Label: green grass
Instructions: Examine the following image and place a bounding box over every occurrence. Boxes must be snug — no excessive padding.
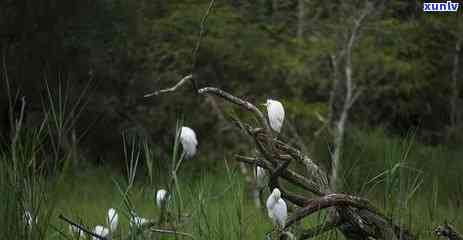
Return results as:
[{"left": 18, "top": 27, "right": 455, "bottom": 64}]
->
[{"left": 1, "top": 126, "right": 462, "bottom": 240}]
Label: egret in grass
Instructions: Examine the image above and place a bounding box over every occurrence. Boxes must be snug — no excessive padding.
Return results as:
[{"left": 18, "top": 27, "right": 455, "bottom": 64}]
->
[
  {"left": 107, "top": 208, "right": 118, "bottom": 233},
  {"left": 129, "top": 211, "right": 150, "bottom": 228},
  {"left": 266, "top": 188, "right": 287, "bottom": 231},
  {"left": 23, "top": 210, "right": 37, "bottom": 229},
  {"left": 264, "top": 99, "right": 285, "bottom": 133},
  {"left": 256, "top": 166, "right": 268, "bottom": 189},
  {"left": 156, "top": 189, "right": 168, "bottom": 208},
  {"left": 180, "top": 126, "right": 198, "bottom": 158},
  {"left": 69, "top": 225, "right": 85, "bottom": 239},
  {"left": 93, "top": 225, "right": 109, "bottom": 240}
]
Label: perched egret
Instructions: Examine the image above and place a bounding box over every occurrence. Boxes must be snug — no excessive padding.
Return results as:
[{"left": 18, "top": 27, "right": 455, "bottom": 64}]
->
[
  {"left": 93, "top": 225, "right": 109, "bottom": 240},
  {"left": 265, "top": 99, "right": 285, "bottom": 133},
  {"left": 266, "top": 188, "right": 287, "bottom": 230},
  {"left": 256, "top": 166, "right": 268, "bottom": 189},
  {"left": 69, "top": 225, "right": 85, "bottom": 239},
  {"left": 180, "top": 126, "right": 198, "bottom": 158},
  {"left": 156, "top": 189, "right": 168, "bottom": 208},
  {"left": 107, "top": 208, "right": 118, "bottom": 233}
]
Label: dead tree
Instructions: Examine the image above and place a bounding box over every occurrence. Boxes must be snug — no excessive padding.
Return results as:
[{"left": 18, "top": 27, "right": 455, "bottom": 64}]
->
[
  {"left": 328, "top": 1, "right": 374, "bottom": 191},
  {"left": 434, "top": 224, "right": 463, "bottom": 240},
  {"left": 145, "top": 76, "right": 416, "bottom": 240}
]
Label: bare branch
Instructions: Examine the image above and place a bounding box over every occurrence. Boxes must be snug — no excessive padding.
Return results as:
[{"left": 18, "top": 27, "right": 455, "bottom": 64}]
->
[
  {"left": 144, "top": 75, "right": 193, "bottom": 97},
  {"left": 235, "top": 155, "right": 323, "bottom": 196},
  {"left": 285, "top": 194, "right": 378, "bottom": 229},
  {"left": 198, "top": 87, "right": 273, "bottom": 138},
  {"left": 58, "top": 214, "right": 107, "bottom": 240}
]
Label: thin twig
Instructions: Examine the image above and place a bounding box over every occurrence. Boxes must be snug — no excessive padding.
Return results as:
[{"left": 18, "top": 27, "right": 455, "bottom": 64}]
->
[
  {"left": 191, "top": 0, "right": 216, "bottom": 71},
  {"left": 144, "top": 75, "right": 193, "bottom": 97}
]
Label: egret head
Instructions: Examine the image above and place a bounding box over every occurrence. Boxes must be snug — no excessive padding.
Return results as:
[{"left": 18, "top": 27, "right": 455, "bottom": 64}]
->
[
  {"left": 156, "top": 189, "right": 168, "bottom": 208},
  {"left": 272, "top": 188, "right": 281, "bottom": 200}
]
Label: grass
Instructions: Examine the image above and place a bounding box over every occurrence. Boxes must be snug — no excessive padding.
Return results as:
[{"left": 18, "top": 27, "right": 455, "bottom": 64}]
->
[{"left": 1, "top": 121, "right": 462, "bottom": 240}]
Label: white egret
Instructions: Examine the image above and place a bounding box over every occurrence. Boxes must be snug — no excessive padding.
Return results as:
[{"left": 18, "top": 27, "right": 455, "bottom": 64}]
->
[
  {"left": 130, "top": 215, "right": 149, "bottom": 228},
  {"left": 23, "top": 211, "right": 37, "bottom": 229},
  {"left": 265, "top": 99, "right": 285, "bottom": 133},
  {"left": 266, "top": 188, "right": 287, "bottom": 230},
  {"left": 69, "top": 225, "right": 85, "bottom": 239},
  {"left": 256, "top": 166, "right": 268, "bottom": 189},
  {"left": 180, "top": 126, "right": 198, "bottom": 158},
  {"left": 107, "top": 208, "right": 118, "bottom": 233},
  {"left": 93, "top": 225, "right": 109, "bottom": 240},
  {"left": 156, "top": 189, "right": 168, "bottom": 208}
]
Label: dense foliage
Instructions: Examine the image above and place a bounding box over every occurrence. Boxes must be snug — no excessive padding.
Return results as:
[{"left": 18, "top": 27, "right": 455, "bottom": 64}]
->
[{"left": 1, "top": 0, "right": 462, "bottom": 164}]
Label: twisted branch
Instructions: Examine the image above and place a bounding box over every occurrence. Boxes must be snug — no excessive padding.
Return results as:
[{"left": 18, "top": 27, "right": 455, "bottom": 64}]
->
[{"left": 284, "top": 194, "right": 377, "bottom": 229}]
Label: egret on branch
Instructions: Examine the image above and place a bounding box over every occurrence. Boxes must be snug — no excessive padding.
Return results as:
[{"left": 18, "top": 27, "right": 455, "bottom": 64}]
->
[
  {"left": 180, "top": 126, "right": 198, "bottom": 158},
  {"left": 266, "top": 188, "right": 287, "bottom": 230},
  {"left": 265, "top": 99, "right": 285, "bottom": 133},
  {"left": 156, "top": 189, "right": 168, "bottom": 208},
  {"left": 107, "top": 208, "right": 118, "bottom": 233}
]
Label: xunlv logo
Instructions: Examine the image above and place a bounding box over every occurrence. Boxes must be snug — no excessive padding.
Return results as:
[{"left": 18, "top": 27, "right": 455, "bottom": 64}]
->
[{"left": 423, "top": 1, "right": 459, "bottom": 12}]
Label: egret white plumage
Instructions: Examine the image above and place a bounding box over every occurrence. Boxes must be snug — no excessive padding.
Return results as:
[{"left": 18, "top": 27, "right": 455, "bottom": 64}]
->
[
  {"left": 69, "top": 225, "right": 85, "bottom": 239},
  {"left": 265, "top": 99, "right": 285, "bottom": 133},
  {"left": 23, "top": 211, "right": 37, "bottom": 229},
  {"left": 130, "top": 215, "right": 149, "bottom": 227},
  {"left": 107, "top": 208, "right": 118, "bottom": 233},
  {"left": 93, "top": 225, "right": 109, "bottom": 240},
  {"left": 180, "top": 126, "right": 198, "bottom": 158},
  {"left": 266, "top": 188, "right": 287, "bottom": 230},
  {"left": 156, "top": 189, "right": 168, "bottom": 208},
  {"left": 256, "top": 166, "right": 268, "bottom": 189}
]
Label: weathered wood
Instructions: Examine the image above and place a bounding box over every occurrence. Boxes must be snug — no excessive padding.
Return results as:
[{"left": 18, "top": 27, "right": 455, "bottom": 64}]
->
[
  {"left": 284, "top": 194, "right": 378, "bottom": 228},
  {"left": 434, "top": 224, "right": 463, "bottom": 240},
  {"left": 148, "top": 77, "right": 416, "bottom": 240}
]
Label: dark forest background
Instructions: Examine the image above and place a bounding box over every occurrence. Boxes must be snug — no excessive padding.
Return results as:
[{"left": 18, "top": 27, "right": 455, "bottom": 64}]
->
[{"left": 1, "top": 0, "right": 462, "bottom": 165}]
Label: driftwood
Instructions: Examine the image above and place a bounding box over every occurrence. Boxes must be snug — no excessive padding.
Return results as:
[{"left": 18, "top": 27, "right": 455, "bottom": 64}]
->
[{"left": 147, "top": 75, "right": 416, "bottom": 240}]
